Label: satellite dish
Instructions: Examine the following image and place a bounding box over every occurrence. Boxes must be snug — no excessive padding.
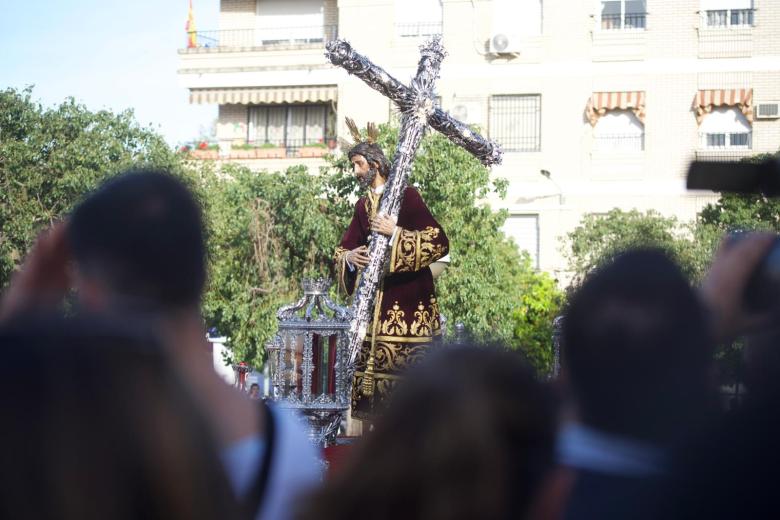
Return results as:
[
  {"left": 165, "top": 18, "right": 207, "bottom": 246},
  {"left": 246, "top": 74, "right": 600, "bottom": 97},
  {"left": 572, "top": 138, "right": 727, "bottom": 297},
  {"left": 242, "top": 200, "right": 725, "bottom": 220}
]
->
[{"left": 492, "top": 33, "right": 509, "bottom": 52}]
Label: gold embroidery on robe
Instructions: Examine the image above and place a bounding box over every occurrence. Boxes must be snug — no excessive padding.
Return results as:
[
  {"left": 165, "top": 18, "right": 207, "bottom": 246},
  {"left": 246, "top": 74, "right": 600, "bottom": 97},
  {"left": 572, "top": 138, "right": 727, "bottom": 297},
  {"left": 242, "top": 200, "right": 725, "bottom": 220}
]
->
[
  {"left": 390, "top": 226, "right": 446, "bottom": 273},
  {"left": 380, "top": 302, "right": 408, "bottom": 336},
  {"left": 410, "top": 296, "right": 442, "bottom": 337}
]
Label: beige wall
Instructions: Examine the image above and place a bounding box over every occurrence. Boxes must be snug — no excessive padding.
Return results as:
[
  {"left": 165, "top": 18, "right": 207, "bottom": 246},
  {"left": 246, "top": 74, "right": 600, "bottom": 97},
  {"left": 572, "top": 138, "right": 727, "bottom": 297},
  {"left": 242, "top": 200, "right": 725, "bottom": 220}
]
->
[{"left": 179, "top": 0, "right": 780, "bottom": 280}]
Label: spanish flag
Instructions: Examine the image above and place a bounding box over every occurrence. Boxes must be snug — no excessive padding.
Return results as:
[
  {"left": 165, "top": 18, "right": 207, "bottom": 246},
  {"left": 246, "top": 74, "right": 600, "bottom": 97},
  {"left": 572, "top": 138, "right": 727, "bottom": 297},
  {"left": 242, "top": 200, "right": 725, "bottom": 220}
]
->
[{"left": 186, "top": 0, "right": 197, "bottom": 48}]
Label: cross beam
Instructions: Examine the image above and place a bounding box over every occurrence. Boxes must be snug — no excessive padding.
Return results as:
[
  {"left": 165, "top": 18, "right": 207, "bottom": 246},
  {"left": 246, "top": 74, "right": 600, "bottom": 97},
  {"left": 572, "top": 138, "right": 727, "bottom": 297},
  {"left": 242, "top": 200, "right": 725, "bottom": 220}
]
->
[{"left": 325, "top": 37, "right": 502, "bottom": 366}]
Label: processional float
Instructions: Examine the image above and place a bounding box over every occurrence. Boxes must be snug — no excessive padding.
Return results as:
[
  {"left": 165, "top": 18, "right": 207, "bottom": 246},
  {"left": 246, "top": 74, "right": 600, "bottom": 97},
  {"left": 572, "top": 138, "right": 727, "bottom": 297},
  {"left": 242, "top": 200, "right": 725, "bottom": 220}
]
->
[{"left": 267, "top": 36, "right": 503, "bottom": 447}]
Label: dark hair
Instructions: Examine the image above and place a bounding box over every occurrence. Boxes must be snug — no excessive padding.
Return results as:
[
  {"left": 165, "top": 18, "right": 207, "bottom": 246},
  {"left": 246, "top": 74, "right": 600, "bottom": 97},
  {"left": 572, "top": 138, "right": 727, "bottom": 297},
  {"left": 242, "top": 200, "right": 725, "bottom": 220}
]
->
[
  {"left": 0, "top": 314, "right": 240, "bottom": 520},
  {"left": 69, "top": 169, "right": 206, "bottom": 309},
  {"left": 297, "top": 345, "right": 557, "bottom": 520},
  {"left": 347, "top": 142, "right": 391, "bottom": 178},
  {"left": 562, "top": 249, "right": 714, "bottom": 443}
]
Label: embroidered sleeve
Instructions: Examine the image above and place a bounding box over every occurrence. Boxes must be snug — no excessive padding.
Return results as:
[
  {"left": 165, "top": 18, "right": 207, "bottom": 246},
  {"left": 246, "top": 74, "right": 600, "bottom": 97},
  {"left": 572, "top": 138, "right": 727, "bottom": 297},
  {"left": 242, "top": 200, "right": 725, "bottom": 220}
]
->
[
  {"left": 388, "top": 188, "right": 449, "bottom": 274},
  {"left": 389, "top": 226, "right": 448, "bottom": 273}
]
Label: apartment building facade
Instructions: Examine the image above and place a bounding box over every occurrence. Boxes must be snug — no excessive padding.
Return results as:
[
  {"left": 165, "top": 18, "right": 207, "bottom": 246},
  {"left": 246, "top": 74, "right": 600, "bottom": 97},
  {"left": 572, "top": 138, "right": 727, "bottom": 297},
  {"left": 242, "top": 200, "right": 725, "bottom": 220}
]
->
[{"left": 178, "top": 0, "right": 780, "bottom": 279}]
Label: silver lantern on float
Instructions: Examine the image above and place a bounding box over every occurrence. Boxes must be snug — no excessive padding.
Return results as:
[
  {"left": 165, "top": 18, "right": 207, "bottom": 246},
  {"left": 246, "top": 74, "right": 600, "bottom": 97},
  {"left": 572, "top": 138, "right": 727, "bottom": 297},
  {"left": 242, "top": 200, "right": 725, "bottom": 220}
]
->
[{"left": 266, "top": 278, "right": 352, "bottom": 447}]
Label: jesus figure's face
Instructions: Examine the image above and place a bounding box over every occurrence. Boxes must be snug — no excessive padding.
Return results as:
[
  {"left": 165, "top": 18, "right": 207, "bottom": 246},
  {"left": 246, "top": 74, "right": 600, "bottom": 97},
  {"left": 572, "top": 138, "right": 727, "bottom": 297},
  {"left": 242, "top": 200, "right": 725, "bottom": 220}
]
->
[
  {"left": 351, "top": 154, "right": 369, "bottom": 177},
  {"left": 351, "top": 154, "right": 376, "bottom": 190}
]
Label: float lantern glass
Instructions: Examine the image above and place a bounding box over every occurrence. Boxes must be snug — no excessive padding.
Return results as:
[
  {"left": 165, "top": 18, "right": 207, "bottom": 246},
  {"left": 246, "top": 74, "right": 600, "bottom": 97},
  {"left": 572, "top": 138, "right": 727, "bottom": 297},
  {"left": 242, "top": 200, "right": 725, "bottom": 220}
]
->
[{"left": 268, "top": 278, "right": 352, "bottom": 447}]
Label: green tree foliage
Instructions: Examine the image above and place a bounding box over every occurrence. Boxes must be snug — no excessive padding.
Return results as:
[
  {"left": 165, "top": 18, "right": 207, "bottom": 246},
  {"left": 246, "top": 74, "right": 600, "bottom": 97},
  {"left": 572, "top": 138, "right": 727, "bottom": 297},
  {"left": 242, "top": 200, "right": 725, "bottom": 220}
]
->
[
  {"left": 200, "top": 164, "right": 348, "bottom": 365},
  {"left": 698, "top": 152, "right": 780, "bottom": 232},
  {"left": 564, "top": 208, "right": 716, "bottom": 286},
  {"left": 0, "top": 87, "right": 183, "bottom": 287}
]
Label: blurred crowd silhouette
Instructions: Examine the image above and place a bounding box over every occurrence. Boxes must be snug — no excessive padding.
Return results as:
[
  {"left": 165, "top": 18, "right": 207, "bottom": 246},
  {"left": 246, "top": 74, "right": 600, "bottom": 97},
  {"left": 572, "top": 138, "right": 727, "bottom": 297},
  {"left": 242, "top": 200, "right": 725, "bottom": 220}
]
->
[{"left": 2, "top": 169, "right": 778, "bottom": 519}]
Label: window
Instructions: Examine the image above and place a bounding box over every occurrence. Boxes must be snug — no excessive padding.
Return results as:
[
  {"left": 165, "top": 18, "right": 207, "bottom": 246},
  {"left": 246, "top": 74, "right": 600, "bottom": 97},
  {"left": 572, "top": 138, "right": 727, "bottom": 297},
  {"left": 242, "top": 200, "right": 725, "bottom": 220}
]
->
[
  {"left": 593, "top": 110, "right": 644, "bottom": 151},
  {"left": 699, "top": 107, "right": 752, "bottom": 150},
  {"left": 248, "top": 103, "right": 336, "bottom": 150},
  {"left": 701, "top": 0, "right": 754, "bottom": 28},
  {"left": 600, "top": 0, "right": 646, "bottom": 30},
  {"left": 503, "top": 214, "right": 540, "bottom": 269},
  {"left": 395, "top": 0, "right": 443, "bottom": 37},
  {"left": 489, "top": 95, "right": 541, "bottom": 152},
  {"left": 255, "top": 0, "right": 327, "bottom": 45}
]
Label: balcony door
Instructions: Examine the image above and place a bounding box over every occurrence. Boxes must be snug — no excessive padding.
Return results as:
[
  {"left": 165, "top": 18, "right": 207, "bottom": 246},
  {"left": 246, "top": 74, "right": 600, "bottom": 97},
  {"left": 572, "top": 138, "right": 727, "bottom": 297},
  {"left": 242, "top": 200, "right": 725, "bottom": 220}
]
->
[{"left": 255, "top": 0, "right": 325, "bottom": 45}]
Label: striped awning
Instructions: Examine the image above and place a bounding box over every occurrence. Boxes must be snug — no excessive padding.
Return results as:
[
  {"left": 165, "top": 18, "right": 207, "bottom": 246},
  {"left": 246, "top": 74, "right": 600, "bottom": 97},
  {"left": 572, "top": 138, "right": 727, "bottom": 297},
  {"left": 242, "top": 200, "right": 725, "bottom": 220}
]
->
[
  {"left": 693, "top": 89, "right": 753, "bottom": 125},
  {"left": 189, "top": 85, "right": 338, "bottom": 105},
  {"left": 586, "top": 91, "right": 646, "bottom": 127}
]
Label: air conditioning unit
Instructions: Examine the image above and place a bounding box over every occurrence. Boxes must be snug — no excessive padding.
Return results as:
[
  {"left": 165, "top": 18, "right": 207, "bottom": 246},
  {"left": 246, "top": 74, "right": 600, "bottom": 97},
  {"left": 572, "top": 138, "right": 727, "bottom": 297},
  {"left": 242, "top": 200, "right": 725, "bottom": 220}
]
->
[
  {"left": 489, "top": 32, "right": 521, "bottom": 54},
  {"left": 756, "top": 101, "right": 780, "bottom": 120}
]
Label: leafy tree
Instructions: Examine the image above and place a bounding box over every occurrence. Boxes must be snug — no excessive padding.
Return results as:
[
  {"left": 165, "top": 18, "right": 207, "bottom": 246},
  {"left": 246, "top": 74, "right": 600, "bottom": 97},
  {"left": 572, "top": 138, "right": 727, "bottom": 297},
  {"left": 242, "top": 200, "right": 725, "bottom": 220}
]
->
[
  {"left": 511, "top": 266, "right": 565, "bottom": 372},
  {"left": 200, "top": 164, "right": 348, "bottom": 365},
  {"left": 564, "top": 208, "right": 714, "bottom": 286},
  {"left": 698, "top": 152, "right": 780, "bottom": 232},
  {"left": 0, "top": 87, "right": 184, "bottom": 288}
]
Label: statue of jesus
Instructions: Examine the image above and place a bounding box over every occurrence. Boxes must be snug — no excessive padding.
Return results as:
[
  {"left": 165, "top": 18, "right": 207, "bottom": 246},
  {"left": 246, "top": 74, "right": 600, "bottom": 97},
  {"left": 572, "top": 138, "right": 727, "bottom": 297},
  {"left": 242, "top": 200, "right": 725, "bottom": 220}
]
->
[{"left": 334, "top": 119, "right": 449, "bottom": 421}]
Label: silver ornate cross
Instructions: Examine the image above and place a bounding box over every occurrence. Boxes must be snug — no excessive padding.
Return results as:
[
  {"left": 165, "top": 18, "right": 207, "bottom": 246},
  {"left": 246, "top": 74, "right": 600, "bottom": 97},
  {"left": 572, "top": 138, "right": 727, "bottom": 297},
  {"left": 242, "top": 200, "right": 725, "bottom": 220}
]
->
[{"left": 325, "top": 37, "right": 502, "bottom": 366}]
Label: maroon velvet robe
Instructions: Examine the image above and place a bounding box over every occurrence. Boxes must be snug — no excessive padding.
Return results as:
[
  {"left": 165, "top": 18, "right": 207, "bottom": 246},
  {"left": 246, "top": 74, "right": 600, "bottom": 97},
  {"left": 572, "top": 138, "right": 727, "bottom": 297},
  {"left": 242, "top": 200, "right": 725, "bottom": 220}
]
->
[{"left": 334, "top": 186, "right": 449, "bottom": 420}]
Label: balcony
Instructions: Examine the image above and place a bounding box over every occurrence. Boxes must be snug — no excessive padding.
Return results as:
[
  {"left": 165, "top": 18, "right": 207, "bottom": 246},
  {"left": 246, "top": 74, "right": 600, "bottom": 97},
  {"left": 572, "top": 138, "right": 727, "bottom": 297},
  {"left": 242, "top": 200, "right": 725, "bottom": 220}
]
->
[
  {"left": 250, "top": 137, "right": 337, "bottom": 159},
  {"left": 703, "top": 9, "right": 754, "bottom": 29},
  {"left": 697, "top": 9, "right": 754, "bottom": 58},
  {"left": 184, "top": 24, "right": 338, "bottom": 51},
  {"left": 395, "top": 22, "right": 443, "bottom": 38},
  {"left": 186, "top": 138, "right": 337, "bottom": 161},
  {"left": 593, "top": 133, "right": 645, "bottom": 152},
  {"left": 695, "top": 132, "right": 753, "bottom": 162}
]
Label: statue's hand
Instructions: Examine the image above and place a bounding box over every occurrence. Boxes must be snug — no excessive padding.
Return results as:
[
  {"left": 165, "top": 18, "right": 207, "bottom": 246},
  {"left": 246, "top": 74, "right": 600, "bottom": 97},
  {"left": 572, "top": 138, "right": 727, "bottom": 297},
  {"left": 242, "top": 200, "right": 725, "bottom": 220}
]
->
[
  {"left": 347, "top": 245, "right": 370, "bottom": 268},
  {"left": 370, "top": 214, "right": 396, "bottom": 237}
]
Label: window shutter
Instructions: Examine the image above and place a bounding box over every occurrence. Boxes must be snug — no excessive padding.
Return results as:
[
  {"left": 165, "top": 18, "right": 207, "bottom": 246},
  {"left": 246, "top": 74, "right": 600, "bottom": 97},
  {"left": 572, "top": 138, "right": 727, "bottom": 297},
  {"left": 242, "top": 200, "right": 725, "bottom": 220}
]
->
[{"left": 503, "top": 215, "right": 540, "bottom": 269}]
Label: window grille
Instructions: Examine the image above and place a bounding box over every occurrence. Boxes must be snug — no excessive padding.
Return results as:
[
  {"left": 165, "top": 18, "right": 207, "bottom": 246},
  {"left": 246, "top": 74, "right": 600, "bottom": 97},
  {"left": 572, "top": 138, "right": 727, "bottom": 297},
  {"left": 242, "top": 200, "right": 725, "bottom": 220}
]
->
[
  {"left": 503, "top": 214, "right": 540, "bottom": 269},
  {"left": 489, "top": 95, "right": 541, "bottom": 152},
  {"left": 248, "top": 103, "right": 336, "bottom": 152}
]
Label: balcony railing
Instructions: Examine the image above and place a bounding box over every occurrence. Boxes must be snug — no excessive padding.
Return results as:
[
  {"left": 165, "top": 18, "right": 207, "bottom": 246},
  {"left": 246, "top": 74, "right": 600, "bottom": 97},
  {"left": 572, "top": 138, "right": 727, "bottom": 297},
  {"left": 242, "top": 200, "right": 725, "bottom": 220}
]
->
[
  {"left": 593, "top": 133, "right": 645, "bottom": 152},
  {"left": 601, "top": 12, "right": 647, "bottom": 30},
  {"left": 247, "top": 137, "right": 337, "bottom": 158},
  {"left": 187, "top": 25, "right": 338, "bottom": 49},
  {"left": 395, "top": 22, "right": 443, "bottom": 38}
]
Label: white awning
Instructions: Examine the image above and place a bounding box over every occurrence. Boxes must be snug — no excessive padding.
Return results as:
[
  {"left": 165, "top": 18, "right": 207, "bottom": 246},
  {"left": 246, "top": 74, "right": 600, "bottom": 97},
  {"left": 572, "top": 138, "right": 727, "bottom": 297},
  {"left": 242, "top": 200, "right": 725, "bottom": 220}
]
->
[{"left": 189, "top": 85, "right": 338, "bottom": 105}]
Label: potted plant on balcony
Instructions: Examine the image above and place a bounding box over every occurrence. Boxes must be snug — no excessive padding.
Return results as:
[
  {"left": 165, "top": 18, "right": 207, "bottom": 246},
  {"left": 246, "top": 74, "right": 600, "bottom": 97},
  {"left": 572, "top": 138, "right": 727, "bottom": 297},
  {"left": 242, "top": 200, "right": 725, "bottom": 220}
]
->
[
  {"left": 191, "top": 141, "right": 219, "bottom": 160},
  {"left": 230, "top": 142, "right": 255, "bottom": 159},
  {"left": 298, "top": 140, "right": 329, "bottom": 158},
  {"left": 254, "top": 142, "right": 286, "bottom": 159}
]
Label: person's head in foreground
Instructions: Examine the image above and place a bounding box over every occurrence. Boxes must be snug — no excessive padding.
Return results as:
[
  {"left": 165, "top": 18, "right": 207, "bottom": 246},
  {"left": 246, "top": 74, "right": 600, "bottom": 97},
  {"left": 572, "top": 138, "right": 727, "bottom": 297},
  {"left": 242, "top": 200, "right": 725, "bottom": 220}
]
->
[
  {"left": 562, "top": 248, "right": 715, "bottom": 444},
  {"left": 68, "top": 169, "right": 206, "bottom": 315},
  {"left": 297, "top": 345, "right": 557, "bottom": 520},
  {"left": 0, "top": 314, "right": 240, "bottom": 520}
]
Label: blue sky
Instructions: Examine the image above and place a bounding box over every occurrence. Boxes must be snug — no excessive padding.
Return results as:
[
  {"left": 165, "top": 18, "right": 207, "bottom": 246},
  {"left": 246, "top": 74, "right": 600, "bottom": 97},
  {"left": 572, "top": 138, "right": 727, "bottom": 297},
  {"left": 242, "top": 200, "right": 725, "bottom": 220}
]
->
[{"left": 1, "top": 0, "right": 220, "bottom": 146}]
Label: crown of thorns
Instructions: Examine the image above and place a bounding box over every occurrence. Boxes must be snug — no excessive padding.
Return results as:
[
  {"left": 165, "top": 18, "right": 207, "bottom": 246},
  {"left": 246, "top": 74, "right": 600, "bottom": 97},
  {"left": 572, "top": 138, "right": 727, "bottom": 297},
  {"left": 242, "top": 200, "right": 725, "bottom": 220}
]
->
[{"left": 345, "top": 117, "right": 379, "bottom": 145}]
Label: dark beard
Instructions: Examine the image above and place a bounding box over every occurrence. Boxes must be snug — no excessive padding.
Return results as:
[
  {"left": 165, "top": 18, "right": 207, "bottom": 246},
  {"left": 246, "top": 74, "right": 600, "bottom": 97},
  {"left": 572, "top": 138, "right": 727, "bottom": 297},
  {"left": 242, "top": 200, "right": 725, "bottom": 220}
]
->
[{"left": 359, "top": 167, "right": 378, "bottom": 191}]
